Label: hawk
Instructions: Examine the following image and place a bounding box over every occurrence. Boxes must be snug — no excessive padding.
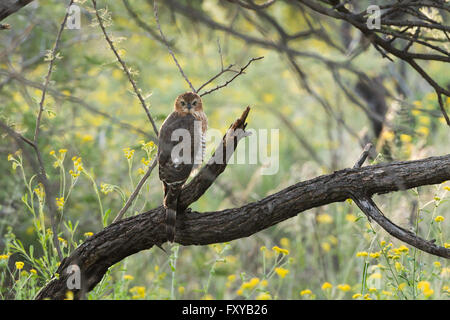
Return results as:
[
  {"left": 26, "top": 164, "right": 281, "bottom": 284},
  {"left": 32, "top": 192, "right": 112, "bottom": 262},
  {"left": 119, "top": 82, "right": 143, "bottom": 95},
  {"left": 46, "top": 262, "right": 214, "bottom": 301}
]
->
[{"left": 158, "top": 92, "right": 207, "bottom": 242}]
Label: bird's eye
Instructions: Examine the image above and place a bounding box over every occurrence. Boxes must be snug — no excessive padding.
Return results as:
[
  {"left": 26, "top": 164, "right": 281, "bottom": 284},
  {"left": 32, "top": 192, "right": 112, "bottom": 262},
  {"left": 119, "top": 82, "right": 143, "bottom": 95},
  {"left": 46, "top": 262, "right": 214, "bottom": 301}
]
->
[
  {"left": 192, "top": 101, "right": 197, "bottom": 106},
  {"left": 180, "top": 101, "right": 185, "bottom": 106}
]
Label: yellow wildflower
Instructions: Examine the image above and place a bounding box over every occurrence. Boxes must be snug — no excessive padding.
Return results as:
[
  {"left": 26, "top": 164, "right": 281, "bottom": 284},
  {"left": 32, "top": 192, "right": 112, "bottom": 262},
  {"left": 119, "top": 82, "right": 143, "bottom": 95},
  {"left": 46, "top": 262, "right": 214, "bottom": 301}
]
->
[
  {"left": 256, "top": 292, "right": 271, "bottom": 300},
  {"left": 123, "top": 275, "right": 134, "bottom": 281},
  {"left": 65, "top": 291, "right": 74, "bottom": 300},
  {"left": 280, "top": 237, "right": 290, "bottom": 248},
  {"left": 202, "top": 294, "right": 213, "bottom": 300},
  {"left": 433, "top": 261, "right": 441, "bottom": 268},
  {"left": 300, "top": 289, "right": 312, "bottom": 296},
  {"left": 418, "top": 281, "right": 430, "bottom": 291},
  {"left": 55, "top": 197, "right": 65, "bottom": 210},
  {"left": 417, "top": 126, "right": 429, "bottom": 136},
  {"left": 241, "top": 278, "right": 260, "bottom": 290},
  {"left": 321, "top": 282, "right": 333, "bottom": 290},
  {"left": 382, "top": 290, "right": 392, "bottom": 296},
  {"left": 130, "top": 286, "right": 146, "bottom": 299},
  {"left": 123, "top": 147, "right": 135, "bottom": 160},
  {"left": 337, "top": 284, "right": 351, "bottom": 292},
  {"left": 345, "top": 214, "right": 357, "bottom": 222},
  {"left": 272, "top": 246, "right": 289, "bottom": 255},
  {"left": 260, "top": 280, "right": 268, "bottom": 287},
  {"left": 440, "top": 268, "right": 450, "bottom": 277},
  {"left": 369, "top": 273, "right": 382, "bottom": 280},
  {"left": 400, "top": 134, "right": 412, "bottom": 143},
  {"left": 356, "top": 251, "right": 368, "bottom": 257},
  {"left": 84, "top": 232, "right": 94, "bottom": 237},
  {"left": 423, "top": 289, "right": 434, "bottom": 297},
  {"left": 395, "top": 262, "right": 404, "bottom": 272},
  {"left": 352, "top": 293, "right": 362, "bottom": 299},
  {"left": 15, "top": 261, "right": 24, "bottom": 270},
  {"left": 178, "top": 286, "right": 185, "bottom": 295},
  {"left": 370, "top": 252, "right": 381, "bottom": 259},
  {"left": 321, "top": 242, "right": 331, "bottom": 252},
  {"left": 317, "top": 213, "right": 333, "bottom": 224},
  {"left": 227, "top": 275, "right": 236, "bottom": 282},
  {"left": 236, "top": 289, "right": 244, "bottom": 296},
  {"left": 434, "top": 216, "right": 445, "bottom": 222},
  {"left": 274, "top": 267, "right": 289, "bottom": 279}
]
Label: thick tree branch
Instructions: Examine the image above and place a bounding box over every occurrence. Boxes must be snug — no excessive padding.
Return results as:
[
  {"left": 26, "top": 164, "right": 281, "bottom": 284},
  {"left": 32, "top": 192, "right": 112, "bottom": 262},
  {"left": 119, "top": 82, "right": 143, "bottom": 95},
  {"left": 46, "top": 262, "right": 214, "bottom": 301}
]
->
[
  {"left": 36, "top": 149, "right": 450, "bottom": 299},
  {"left": 0, "top": 0, "right": 35, "bottom": 22}
]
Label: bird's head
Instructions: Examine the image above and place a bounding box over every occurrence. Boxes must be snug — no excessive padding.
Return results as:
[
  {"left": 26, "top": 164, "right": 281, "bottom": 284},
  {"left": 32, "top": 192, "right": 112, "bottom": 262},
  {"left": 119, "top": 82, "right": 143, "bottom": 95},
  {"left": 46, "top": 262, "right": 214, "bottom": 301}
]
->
[{"left": 174, "top": 92, "right": 203, "bottom": 115}]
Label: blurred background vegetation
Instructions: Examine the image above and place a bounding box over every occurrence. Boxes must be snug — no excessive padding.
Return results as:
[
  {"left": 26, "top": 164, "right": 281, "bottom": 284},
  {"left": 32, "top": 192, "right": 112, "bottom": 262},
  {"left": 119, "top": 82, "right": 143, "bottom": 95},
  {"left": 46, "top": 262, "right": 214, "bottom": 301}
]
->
[{"left": 0, "top": 0, "right": 449, "bottom": 300}]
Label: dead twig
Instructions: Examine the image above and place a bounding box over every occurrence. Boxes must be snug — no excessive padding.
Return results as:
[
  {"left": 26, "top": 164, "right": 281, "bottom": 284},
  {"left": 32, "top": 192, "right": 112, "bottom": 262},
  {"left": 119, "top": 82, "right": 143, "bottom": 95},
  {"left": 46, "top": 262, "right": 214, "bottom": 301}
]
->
[
  {"left": 198, "top": 56, "right": 264, "bottom": 97},
  {"left": 92, "top": 0, "right": 159, "bottom": 136},
  {"left": 152, "top": 0, "right": 196, "bottom": 93}
]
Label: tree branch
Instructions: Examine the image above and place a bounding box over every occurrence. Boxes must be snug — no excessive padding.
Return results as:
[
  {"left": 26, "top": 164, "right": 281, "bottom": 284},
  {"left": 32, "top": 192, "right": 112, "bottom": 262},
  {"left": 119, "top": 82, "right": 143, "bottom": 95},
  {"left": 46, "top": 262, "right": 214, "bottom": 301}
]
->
[
  {"left": 0, "top": 0, "right": 35, "bottom": 21},
  {"left": 36, "top": 148, "right": 450, "bottom": 299},
  {"left": 92, "top": 0, "right": 159, "bottom": 136}
]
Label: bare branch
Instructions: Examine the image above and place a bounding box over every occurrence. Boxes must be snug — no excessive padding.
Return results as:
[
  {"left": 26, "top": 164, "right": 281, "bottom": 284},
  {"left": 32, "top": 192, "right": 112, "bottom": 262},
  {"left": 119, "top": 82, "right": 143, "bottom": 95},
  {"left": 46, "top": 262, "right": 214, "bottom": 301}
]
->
[
  {"left": 353, "top": 195, "right": 449, "bottom": 259},
  {"left": 198, "top": 56, "right": 264, "bottom": 97},
  {"left": 92, "top": 0, "right": 159, "bottom": 136},
  {"left": 353, "top": 143, "right": 373, "bottom": 169},
  {"left": 152, "top": 0, "right": 196, "bottom": 93},
  {"left": 34, "top": 0, "right": 74, "bottom": 143}
]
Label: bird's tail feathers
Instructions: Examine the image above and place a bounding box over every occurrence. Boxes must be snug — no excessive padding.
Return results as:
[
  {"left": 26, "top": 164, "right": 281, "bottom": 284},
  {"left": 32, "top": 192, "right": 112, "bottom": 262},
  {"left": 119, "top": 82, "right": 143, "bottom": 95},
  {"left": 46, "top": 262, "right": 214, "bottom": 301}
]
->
[{"left": 165, "top": 208, "right": 176, "bottom": 242}]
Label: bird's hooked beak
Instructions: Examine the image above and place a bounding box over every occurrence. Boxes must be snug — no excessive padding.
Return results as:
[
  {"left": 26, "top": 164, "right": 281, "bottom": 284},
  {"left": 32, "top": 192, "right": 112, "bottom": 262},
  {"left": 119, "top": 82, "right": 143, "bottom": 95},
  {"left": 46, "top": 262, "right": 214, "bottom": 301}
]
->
[{"left": 187, "top": 103, "right": 193, "bottom": 110}]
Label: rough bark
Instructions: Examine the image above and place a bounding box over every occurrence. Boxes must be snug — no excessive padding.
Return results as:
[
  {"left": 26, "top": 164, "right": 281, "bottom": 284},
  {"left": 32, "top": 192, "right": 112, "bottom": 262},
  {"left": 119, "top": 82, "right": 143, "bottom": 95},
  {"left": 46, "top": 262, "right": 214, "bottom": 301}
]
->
[
  {"left": 35, "top": 151, "right": 450, "bottom": 299},
  {"left": 0, "top": 0, "right": 35, "bottom": 21}
]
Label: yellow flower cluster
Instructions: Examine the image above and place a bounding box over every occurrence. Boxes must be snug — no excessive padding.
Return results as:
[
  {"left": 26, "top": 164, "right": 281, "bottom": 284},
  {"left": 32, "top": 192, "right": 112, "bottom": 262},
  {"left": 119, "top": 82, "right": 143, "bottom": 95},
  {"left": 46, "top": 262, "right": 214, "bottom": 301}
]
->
[
  {"left": 226, "top": 274, "right": 236, "bottom": 288},
  {"left": 272, "top": 246, "right": 289, "bottom": 255},
  {"left": 337, "top": 284, "right": 351, "bottom": 292},
  {"left": 55, "top": 197, "right": 65, "bottom": 210},
  {"left": 123, "top": 274, "right": 134, "bottom": 280},
  {"left": 300, "top": 289, "right": 312, "bottom": 296},
  {"left": 84, "top": 232, "right": 94, "bottom": 237},
  {"left": 130, "top": 286, "right": 146, "bottom": 299},
  {"left": 434, "top": 216, "right": 445, "bottom": 223},
  {"left": 15, "top": 261, "right": 24, "bottom": 270},
  {"left": 70, "top": 156, "right": 83, "bottom": 178},
  {"left": 256, "top": 292, "right": 271, "bottom": 300},
  {"left": 356, "top": 251, "right": 368, "bottom": 257},
  {"left": 0, "top": 254, "right": 10, "bottom": 260},
  {"left": 321, "top": 282, "right": 333, "bottom": 290},
  {"left": 139, "top": 140, "right": 156, "bottom": 153},
  {"left": 274, "top": 267, "right": 289, "bottom": 279},
  {"left": 58, "top": 237, "right": 68, "bottom": 246},
  {"left": 316, "top": 213, "right": 333, "bottom": 224},
  {"left": 34, "top": 183, "right": 45, "bottom": 199},
  {"left": 417, "top": 281, "right": 434, "bottom": 297},
  {"left": 123, "top": 147, "right": 135, "bottom": 160},
  {"left": 100, "top": 183, "right": 114, "bottom": 195},
  {"left": 241, "top": 277, "right": 260, "bottom": 289},
  {"left": 141, "top": 157, "right": 150, "bottom": 166}
]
